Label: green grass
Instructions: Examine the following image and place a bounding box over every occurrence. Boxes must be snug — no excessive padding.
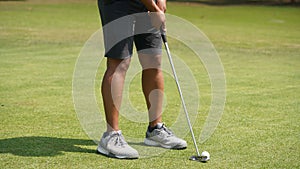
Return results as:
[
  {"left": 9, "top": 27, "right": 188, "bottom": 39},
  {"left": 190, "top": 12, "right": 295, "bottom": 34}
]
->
[{"left": 1, "top": 0, "right": 300, "bottom": 168}]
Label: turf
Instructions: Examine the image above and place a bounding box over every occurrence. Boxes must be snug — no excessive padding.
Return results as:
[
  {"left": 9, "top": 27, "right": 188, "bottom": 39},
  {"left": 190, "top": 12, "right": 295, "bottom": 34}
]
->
[{"left": 1, "top": 0, "right": 299, "bottom": 168}]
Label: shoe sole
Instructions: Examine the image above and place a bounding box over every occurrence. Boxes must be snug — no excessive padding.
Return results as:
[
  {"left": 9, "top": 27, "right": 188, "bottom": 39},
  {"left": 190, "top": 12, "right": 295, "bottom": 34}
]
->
[
  {"left": 96, "top": 145, "right": 139, "bottom": 159},
  {"left": 144, "top": 138, "right": 187, "bottom": 150}
]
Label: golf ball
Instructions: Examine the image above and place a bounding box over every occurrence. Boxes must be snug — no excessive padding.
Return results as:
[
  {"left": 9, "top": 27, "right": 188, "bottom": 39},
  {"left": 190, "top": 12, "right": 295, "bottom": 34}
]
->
[{"left": 200, "top": 151, "right": 210, "bottom": 162}]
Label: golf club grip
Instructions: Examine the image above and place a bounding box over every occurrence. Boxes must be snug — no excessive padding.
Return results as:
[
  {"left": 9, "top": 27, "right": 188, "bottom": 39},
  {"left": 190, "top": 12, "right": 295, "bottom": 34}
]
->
[{"left": 161, "top": 32, "right": 167, "bottom": 43}]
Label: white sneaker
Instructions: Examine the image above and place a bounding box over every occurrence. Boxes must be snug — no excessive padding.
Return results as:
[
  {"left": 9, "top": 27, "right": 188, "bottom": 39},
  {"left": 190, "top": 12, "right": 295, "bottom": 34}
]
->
[
  {"left": 97, "top": 130, "right": 139, "bottom": 159},
  {"left": 144, "top": 123, "right": 187, "bottom": 149}
]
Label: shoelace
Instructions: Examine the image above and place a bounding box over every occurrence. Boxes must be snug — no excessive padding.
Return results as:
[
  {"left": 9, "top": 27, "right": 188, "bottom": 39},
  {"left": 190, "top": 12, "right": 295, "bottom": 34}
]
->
[
  {"left": 112, "top": 132, "right": 127, "bottom": 146},
  {"left": 160, "top": 124, "right": 174, "bottom": 136}
]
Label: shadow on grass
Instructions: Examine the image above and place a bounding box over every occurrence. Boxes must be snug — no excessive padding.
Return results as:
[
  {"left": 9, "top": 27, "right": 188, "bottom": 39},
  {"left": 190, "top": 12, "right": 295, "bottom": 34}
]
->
[{"left": 0, "top": 136, "right": 96, "bottom": 157}]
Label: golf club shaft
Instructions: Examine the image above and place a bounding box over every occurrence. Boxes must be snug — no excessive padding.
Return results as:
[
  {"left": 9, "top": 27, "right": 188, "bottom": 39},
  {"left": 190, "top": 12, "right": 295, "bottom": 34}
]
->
[{"left": 161, "top": 33, "right": 200, "bottom": 157}]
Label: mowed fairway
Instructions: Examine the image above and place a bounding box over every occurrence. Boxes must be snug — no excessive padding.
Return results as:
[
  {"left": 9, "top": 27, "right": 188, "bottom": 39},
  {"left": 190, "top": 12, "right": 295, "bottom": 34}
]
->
[{"left": 1, "top": 0, "right": 299, "bottom": 168}]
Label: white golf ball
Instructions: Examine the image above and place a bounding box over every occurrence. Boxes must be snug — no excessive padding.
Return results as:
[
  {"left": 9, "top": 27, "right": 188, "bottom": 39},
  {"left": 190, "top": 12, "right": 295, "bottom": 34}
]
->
[{"left": 200, "top": 151, "right": 210, "bottom": 162}]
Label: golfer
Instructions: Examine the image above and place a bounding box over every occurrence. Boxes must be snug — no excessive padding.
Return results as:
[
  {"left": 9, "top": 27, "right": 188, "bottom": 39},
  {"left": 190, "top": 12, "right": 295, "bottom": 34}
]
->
[{"left": 97, "top": 0, "right": 187, "bottom": 159}]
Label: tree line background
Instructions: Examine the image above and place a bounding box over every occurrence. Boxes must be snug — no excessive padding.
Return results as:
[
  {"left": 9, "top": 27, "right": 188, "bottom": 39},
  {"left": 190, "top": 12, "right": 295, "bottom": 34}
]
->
[{"left": 169, "top": 0, "right": 300, "bottom": 5}]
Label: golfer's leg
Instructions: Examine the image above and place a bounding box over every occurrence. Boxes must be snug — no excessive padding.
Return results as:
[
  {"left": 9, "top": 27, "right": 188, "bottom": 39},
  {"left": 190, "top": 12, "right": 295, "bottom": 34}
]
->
[
  {"left": 101, "top": 58, "right": 131, "bottom": 132},
  {"left": 138, "top": 53, "right": 164, "bottom": 127}
]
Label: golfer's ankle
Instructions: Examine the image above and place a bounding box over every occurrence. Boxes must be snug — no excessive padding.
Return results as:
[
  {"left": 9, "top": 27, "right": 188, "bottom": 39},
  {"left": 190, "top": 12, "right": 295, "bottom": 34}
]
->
[
  {"left": 148, "top": 122, "right": 163, "bottom": 132},
  {"left": 106, "top": 125, "right": 119, "bottom": 132}
]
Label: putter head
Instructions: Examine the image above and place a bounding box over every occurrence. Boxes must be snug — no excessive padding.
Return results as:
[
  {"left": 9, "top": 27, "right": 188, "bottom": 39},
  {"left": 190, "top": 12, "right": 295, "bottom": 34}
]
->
[
  {"left": 189, "top": 155, "right": 210, "bottom": 163},
  {"left": 189, "top": 155, "right": 201, "bottom": 162}
]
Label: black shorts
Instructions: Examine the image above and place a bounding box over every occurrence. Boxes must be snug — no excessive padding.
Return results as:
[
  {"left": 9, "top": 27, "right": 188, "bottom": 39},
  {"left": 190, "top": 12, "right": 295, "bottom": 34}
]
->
[{"left": 98, "top": 0, "right": 162, "bottom": 59}]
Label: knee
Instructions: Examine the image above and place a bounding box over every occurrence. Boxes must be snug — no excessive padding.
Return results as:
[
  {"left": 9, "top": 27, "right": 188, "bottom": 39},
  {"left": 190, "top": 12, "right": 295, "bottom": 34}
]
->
[
  {"left": 106, "top": 58, "right": 131, "bottom": 75},
  {"left": 138, "top": 54, "right": 162, "bottom": 70}
]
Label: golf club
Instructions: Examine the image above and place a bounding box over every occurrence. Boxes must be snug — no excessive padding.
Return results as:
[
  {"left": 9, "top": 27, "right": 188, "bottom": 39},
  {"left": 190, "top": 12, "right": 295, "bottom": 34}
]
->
[{"left": 161, "top": 31, "right": 209, "bottom": 162}]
